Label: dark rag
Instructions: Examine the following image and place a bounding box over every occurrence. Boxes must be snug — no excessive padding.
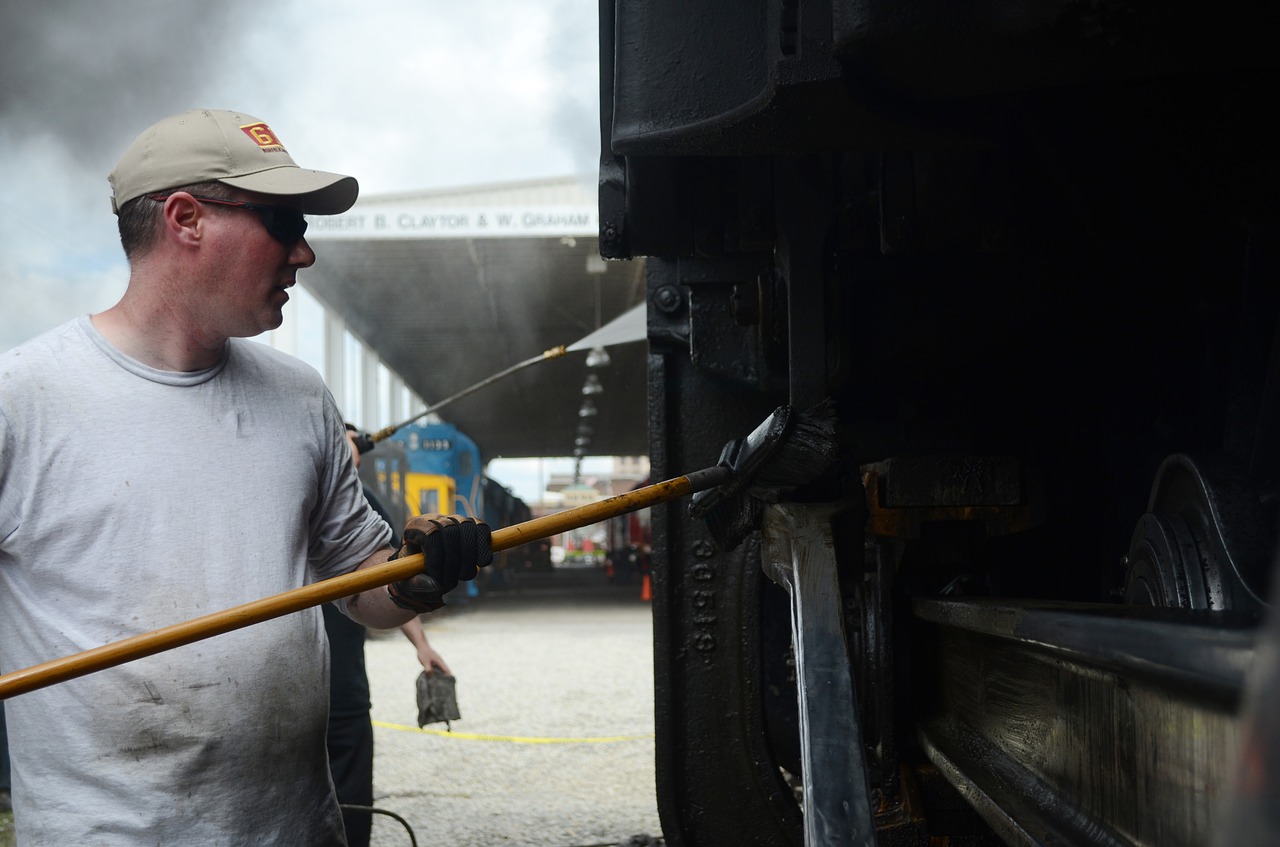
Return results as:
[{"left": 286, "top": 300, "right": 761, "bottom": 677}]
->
[{"left": 416, "top": 671, "right": 461, "bottom": 730}]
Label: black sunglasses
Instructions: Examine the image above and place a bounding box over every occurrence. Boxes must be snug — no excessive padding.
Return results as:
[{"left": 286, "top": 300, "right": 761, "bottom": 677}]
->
[{"left": 148, "top": 193, "right": 308, "bottom": 245}]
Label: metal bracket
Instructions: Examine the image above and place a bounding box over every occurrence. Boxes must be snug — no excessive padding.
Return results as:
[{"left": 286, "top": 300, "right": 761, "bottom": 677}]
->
[{"left": 763, "top": 502, "right": 877, "bottom": 847}]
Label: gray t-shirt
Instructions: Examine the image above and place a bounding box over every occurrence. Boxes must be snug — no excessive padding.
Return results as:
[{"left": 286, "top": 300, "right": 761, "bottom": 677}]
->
[{"left": 0, "top": 316, "right": 392, "bottom": 845}]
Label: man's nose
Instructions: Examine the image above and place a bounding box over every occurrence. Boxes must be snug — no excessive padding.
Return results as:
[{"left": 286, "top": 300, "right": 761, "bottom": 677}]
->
[{"left": 290, "top": 237, "right": 317, "bottom": 268}]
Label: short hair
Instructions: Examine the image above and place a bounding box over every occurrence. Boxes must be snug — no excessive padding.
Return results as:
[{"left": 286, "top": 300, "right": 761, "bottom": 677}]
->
[{"left": 116, "top": 180, "right": 237, "bottom": 261}]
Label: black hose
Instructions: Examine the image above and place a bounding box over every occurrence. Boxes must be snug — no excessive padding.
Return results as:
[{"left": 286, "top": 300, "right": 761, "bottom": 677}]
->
[
  {"left": 338, "top": 803, "right": 665, "bottom": 847},
  {"left": 338, "top": 804, "right": 418, "bottom": 847}
]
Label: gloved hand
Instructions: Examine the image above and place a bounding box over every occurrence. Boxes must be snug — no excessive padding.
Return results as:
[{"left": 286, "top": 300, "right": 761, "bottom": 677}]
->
[{"left": 388, "top": 514, "right": 493, "bottom": 613}]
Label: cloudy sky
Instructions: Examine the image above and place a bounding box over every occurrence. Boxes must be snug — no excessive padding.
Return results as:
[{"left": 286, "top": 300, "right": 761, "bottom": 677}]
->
[{"left": 0, "top": 0, "right": 604, "bottom": 500}]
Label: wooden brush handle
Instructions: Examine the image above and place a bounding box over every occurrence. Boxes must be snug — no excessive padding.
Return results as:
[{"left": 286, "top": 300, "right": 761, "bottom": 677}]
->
[{"left": 0, "top": 466, "right": 729, "bottom": 700}]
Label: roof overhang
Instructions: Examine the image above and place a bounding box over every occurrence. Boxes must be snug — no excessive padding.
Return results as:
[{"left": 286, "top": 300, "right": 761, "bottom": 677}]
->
[{"left": 301, "top": 228, "right": 649, "bottom": 461}]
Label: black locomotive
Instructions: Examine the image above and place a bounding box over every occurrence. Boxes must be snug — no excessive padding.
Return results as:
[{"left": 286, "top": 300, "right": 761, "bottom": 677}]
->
[{"left": 600, "top": 1, "right": 1280, "bottom": 843}]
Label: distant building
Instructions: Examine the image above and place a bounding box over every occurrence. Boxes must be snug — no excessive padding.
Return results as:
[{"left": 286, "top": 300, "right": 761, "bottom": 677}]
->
[
  {"left": 535, "top": 456, "right": 651, "bottom": 552},
  {"left": 546, "top": 456, "right": 651, "bottom": 500}
]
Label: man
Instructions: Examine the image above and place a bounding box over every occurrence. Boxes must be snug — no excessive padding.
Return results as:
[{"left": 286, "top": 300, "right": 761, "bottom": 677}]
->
[
  {"left": 327, "top": 427, "right": 452, "bottom": 847},
  {"left": 0, "top": 109, "right": 489, "bottom": 845}
]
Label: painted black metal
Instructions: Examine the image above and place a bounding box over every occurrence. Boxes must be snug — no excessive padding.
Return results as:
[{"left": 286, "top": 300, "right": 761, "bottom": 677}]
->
[
  {"left": 604, "top": 0, "right": 1280, "bottom": 844},
  {"left": 854, "top": 535, "right": 898, "bottom": 797},
  {"left": 914, "top": 599, "right": 1255, "bottom": 846},
  {"left": 682, "top": 256, "right": 779, "bottom": 389},
  {"left": 647, "top": 259, "right": 803, "bottom": 846},
  {"left": 762, "top": 503, "right": 878, "bottom": 846}
]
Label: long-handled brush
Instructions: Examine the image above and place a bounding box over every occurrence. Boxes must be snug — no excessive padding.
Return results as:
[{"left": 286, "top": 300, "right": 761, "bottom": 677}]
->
[
  {"left": 689, "top": 399, "right": 837, "bottom": 551},
  {"left": 0, "top": 401, "right": 836, "bottom": 701}
]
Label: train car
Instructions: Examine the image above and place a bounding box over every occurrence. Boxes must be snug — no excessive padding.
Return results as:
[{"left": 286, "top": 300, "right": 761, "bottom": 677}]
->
[
  {"left": 402, "top": 473, "right": 456, "bottom": 518},
  {"left": 358, "top": 437, "right": 410, "bottom": 533},
  {"left": 386, "top": 421, "right": 483, "bottom": 517},
  {"left": 601, "top": 2, "right": 1279, "bottom": 845},
  {"left": 386, "top": 421, "right": 548, "bottom": 585},
  {"left": 358, "top": 435, "right": 453, "bottom": 536},
  {"left": 481, "top": 476, "right": 552, "bottom": 577}
]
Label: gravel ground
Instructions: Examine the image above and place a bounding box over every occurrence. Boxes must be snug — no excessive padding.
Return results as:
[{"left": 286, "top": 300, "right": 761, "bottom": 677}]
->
[{"left": 362, "top": 573, "right": 664, "bottom": 847}]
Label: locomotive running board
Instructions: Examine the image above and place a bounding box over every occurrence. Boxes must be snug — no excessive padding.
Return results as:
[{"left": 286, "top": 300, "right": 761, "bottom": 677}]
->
[{"left": 912, "top": 598, "right": 1255, "bottom": 846}]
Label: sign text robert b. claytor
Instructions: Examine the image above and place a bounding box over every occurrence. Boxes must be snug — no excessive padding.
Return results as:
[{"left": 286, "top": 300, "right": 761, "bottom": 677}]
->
[{"left": 306, "top": 204, "right": 597, "bottom": 239}]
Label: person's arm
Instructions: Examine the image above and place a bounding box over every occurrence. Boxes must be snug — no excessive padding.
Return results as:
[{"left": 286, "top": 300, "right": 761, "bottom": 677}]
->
[
  {"left": 345, "top": 514, "right": 493, "bottom": 629},
  {"left": 344, "top": 546, "right": 418, "bottom": 629},
  {"left": 400, "top": 617, "right": 452, "bottom": 675}
]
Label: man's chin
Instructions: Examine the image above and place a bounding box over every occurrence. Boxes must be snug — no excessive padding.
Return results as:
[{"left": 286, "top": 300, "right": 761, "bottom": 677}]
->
[{"left": 242, "top": 308, "right": 286, "bottom": 338}]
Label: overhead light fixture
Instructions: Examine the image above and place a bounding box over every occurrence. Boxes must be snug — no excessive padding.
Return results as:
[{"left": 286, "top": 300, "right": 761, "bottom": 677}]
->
[
  {"left": 579, "top": 399, "right": 598, "bottom": 418},
  {"left": 575, "top": 435, "right": 590, "bottom": 447},
  {"left": 573, "top": 446, "right": 587, "bottom": 458},
  {"left": 581, "top": 373, "right": 603, "bottom": 395},
  {"left": 585, "top": 347, "right": 611, "bottom": 369},
  {"left": 576, "top": 423, "right": 594, "bottom": 436}
]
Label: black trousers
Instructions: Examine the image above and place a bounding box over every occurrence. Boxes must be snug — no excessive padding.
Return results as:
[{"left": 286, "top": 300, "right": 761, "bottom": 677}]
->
[
  {"left": 327, "top": 712, "right": 375, "bottom": 847},
  {"left": 0, "top": 700, "right": 10, "bottom": 792}
]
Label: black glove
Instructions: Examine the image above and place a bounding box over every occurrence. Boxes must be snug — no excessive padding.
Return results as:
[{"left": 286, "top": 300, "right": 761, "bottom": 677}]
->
[{"left": 388, "top": 514, "right": 493, "bottom": 613}]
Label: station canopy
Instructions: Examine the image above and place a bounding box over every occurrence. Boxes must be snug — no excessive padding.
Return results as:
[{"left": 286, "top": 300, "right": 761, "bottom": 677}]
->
[{"left": 302, "top": 176, "right": 648, "bottom": 462}]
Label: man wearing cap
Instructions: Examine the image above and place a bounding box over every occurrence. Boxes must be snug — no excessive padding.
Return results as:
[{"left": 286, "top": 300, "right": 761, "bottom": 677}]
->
[{"left": 0, "top": 109, "right": 489, "bottom": 845}]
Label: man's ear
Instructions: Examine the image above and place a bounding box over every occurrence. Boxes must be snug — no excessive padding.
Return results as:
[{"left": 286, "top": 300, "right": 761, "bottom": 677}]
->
[{"left": 160, "top": 192, "right": 205, "bottom": 248}]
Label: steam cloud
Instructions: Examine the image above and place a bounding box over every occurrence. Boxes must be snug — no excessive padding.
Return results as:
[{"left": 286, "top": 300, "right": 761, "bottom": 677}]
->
[
  {"left": 0, "top": 1, "right": 603, "bottom": 354},
  {"left": 0, "top": 1, "right": 252, "bottom": 167}
]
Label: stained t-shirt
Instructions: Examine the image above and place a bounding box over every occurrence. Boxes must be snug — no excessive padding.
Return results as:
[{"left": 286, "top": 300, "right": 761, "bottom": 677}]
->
[
  {"left": 325, "top": 485, "right": 402, "bottom": 720},
  {"left": 0, "top": 316, "right": 391, "bottom": 845}
]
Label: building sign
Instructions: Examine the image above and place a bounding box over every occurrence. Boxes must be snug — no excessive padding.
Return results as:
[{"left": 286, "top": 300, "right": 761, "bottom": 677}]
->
[
  {"left": 561, "top": 484, "right": 602, "bottom": 507},
  {"left": 306, "top": 204, "right": 597, "bottom": 239}
]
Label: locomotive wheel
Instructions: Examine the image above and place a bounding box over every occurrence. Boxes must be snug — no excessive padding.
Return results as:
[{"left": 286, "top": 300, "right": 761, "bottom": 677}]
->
[
  {"left": 1122, "top": 454, "right": 1271, "bottom": 612},
  {"left": 1124, "top": 512, "right": 1213, "bottom": 607}
]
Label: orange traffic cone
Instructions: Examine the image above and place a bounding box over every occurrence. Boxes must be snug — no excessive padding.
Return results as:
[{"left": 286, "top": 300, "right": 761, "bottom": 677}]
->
[{"left": 640, "top": 573, "right": 652, "bottom": 602}]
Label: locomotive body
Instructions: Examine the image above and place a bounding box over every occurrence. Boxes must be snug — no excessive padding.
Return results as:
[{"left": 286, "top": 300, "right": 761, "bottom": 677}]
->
[
  {"left": 599, "top": 0, "right": 1280, "bottom": 843},
  {"left": 388, "top": 421, "right": 483, "bottom": 517}
]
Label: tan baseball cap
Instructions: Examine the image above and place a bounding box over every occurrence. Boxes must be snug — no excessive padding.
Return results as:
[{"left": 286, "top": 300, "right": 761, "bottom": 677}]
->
[{"left": 108, "top": 109, "right": 359, "bottom": 215}]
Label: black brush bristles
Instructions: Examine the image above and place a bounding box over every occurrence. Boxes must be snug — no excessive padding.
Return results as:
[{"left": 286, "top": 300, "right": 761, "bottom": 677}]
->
[
  {"left": 688, "top": 400, "right": 839, "bottom": 550},
  {"left": 745, "top": 398, "right": 837, "bottom": 502},
  {"left": 700, "top": 496, "right": 764, "bottom": 554}
]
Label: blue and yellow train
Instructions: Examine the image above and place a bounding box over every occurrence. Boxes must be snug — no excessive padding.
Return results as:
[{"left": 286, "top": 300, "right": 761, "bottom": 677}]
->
[
  {"left": 359, "top": 421, "right": 551, "bottom": 588},
  {"left": 391, "top": 422, "right": 479, "bottom": 518}
]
